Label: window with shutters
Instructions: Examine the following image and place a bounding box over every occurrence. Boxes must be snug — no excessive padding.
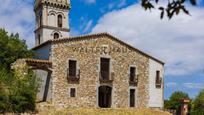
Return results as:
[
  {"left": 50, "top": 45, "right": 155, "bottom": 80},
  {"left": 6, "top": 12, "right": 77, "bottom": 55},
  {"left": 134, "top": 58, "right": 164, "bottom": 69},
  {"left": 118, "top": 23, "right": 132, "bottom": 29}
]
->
[{"left": 70, "top": 88, "right": 76, "bottom": 97}]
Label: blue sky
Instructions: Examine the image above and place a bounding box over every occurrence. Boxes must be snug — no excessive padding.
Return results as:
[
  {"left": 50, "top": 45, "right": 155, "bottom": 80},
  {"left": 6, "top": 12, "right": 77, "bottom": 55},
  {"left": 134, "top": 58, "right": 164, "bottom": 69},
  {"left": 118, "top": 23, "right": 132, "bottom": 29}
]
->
[{"left": 0, "top": 0, "right": 204, "bottom": 99}]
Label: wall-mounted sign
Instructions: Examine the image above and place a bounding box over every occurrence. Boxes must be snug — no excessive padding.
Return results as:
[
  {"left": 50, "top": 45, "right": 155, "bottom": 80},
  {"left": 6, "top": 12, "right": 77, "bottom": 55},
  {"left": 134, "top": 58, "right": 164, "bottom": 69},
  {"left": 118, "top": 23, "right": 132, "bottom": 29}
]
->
[{"left": 71, "top": 45, "right": 132, "bottom": 54}]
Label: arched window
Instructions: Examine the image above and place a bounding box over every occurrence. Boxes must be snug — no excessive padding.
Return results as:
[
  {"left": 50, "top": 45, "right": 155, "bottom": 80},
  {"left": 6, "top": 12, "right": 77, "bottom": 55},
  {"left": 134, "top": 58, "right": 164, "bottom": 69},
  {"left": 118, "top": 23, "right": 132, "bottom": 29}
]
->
[
  {"left": 49, "top": 13, "right": 55, "bottom": 27},
  {"left": 38, "top": 34, "right": 41, "bottom": 45},
  {"left": 39, "top": 14, "right": 42, "bottom": 26},
  {"left": 58, "top": 15, "right": 63, "bottom": 27},
  {"left": 54, "top": 33, "right": 59, "bottom": 39}
]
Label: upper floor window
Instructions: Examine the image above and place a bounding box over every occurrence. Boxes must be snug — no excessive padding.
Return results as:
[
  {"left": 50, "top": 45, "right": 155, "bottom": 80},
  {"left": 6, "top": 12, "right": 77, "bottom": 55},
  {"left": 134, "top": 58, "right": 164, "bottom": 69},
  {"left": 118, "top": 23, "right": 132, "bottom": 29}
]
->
[
  {"left": 38, "top": 34, "right": 41, "bottom": 45},
  {"left": 156, "top": 71, "right": 160, "bottom": 83},
  {"left": 69, "top": 60, "right": 77, "bottom": 77},
  {"left": 54, "top": 33, "right": 59, "bottom": 39},
  {"left": 156, "top": 70, "right": 162, "bottom": 88},
  {"left": 58, "top": 14, "right": 63, "bottom": 27},
  {"left": 130, "top": 67, "right": 136, "bottom": 82},
  {"left": 100, "top": 58, "right": 110, "bottom": 80},
  {"left": 39, "top": 14, "right": 42, "bottom": 26},
  {"left": 67, "top": 60, "right": 80, "bottom": 83}
]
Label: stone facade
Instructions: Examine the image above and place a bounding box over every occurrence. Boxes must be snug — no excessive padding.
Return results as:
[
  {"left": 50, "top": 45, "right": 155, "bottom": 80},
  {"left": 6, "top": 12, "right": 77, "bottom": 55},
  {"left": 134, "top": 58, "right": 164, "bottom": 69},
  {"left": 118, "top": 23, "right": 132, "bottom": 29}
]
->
[
  {"left": 47, "top": 34, "right": 161, "bottom": 108},
  {"left": 12, "top": 0, "right": 164, "bottom": 109},
  {"left": 13, "top": 33, "right": 164, "bottom": 109}
]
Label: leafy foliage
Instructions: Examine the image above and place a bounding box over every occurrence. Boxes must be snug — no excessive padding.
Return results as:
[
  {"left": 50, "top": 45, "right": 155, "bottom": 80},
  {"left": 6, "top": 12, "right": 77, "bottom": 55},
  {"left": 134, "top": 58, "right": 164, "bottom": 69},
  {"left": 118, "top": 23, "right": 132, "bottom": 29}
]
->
[
  {"left": 0, "top": 29, "right": 38, "bottom": 113},
  {"left": 164, "top": 91, "right": 190, "bottom": 114},
  {"left": 0, "top": 29, "right": 33, "bottom": 69},
  {"left": 141, "top": 0, "right": 197, "bottom": 19},
  {"left": 190, "top": 89, "right": 204, "bottom": 114}
]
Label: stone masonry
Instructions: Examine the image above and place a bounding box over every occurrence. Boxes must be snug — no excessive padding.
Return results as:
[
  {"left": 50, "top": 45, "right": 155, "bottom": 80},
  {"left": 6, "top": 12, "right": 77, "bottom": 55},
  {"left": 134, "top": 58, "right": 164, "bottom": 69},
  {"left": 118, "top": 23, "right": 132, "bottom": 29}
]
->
[
  {"left": 51, "top": 34, "right": 150, "bottom": 108},
  {"left": 12, "top": 0, "right": 164, "bottom": 110}
]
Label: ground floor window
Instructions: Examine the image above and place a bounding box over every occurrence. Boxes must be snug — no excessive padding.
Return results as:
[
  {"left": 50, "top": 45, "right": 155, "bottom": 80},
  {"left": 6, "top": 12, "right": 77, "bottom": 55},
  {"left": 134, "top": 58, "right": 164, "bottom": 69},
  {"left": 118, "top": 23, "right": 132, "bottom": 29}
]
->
[{"left": 70, "top": 88, "right": 76, "bottom": 97}]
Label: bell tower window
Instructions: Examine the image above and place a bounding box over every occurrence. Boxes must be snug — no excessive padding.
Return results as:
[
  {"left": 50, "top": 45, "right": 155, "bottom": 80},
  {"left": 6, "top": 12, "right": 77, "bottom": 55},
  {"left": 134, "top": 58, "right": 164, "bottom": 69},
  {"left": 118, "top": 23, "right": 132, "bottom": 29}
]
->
[
  {"left": 54, "top": 33, "right": 59, "bottom": 39},
  {"left": 39, "top": 14, "right": 42, "bottom": 26},
  {"left": 58, "top": 15, "right": 63, "bottom": 27},
  {"left": 38, "top": 34, "right": 41, "bottom": 45},
  {"left": 34, "top": 0, "right": 70, "bottom": 46}
]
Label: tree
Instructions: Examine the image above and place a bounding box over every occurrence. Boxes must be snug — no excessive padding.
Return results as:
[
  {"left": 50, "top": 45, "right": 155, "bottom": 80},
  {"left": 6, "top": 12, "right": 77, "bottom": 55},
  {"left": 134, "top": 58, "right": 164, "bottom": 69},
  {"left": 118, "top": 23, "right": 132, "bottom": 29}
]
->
[
  {"left": 0, "top": 29, "right": 33, "bottom": 69},
  {"left": 164, "top": 91, "right": 190, "bottom": 114},
  {"left": 191, "top": 89, "right": 204, "bottom": 114},
  {"left": 141, "top": 0, "right": 197, "bottom": 19},
  {"left": 0, "top": 29, "right": 39, "bottom": 113}
]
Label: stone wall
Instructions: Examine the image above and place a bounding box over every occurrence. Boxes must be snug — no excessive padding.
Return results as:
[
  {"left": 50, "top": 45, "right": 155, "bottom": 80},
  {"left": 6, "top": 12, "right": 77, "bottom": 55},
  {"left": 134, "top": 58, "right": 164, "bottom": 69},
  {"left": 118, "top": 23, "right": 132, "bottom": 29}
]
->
[{"left": 51, "top": 36, "right": 150, "bottom": 108}]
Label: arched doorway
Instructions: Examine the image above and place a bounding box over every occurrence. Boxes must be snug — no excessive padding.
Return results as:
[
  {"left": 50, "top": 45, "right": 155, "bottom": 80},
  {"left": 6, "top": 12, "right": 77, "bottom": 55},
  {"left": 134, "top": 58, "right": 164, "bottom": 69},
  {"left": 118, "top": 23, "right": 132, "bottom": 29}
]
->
[{"left": 98, "top": 86, "right": 112, "bottom": 108}]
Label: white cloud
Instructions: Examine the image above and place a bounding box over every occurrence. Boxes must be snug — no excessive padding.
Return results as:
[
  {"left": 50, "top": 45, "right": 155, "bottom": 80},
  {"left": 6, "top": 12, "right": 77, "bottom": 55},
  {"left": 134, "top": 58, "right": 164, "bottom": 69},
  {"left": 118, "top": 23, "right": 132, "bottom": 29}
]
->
[
  {"left": 184, "top": 83, "right": 204, "bottom": 89},
  {"left": 84, "top": 0, "right": 96, "bottom": 4},
  {"left": 106, "top": 0, "right": 127, "bottom": 11},
  {"left": 92, "top": 4, "right": 204, "bottom": 76},
  {"left": 83, "top": 20, "right": 93, "bottom": 33},
  {"left": 165, "top": 82, "right": 177, "bottom": 87},
  {"left": 0, "top": 0, "right": 35, "bottom": 48}
]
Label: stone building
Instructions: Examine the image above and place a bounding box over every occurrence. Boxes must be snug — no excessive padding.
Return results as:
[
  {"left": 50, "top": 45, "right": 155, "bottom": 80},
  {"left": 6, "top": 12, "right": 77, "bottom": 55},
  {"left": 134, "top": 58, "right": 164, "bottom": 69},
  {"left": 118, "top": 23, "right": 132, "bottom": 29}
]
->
[{"left": 13, "top": 0, "right": 165, "bottom": 109}]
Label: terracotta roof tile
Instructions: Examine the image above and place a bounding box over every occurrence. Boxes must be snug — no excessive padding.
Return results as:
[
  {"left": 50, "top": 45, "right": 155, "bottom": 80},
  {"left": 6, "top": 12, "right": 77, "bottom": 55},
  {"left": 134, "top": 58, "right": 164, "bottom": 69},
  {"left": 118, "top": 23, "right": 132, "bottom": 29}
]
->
[{"left": 23, "top": 58, "right": 52, "bottom": 65}]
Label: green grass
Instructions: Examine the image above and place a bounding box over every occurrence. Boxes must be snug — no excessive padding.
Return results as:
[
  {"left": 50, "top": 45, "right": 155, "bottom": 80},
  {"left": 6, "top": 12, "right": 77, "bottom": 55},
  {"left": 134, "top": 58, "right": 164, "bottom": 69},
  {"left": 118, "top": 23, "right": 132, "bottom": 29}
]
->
[{"left": 37, "top": 104, "right": 171, "bottom": 115}]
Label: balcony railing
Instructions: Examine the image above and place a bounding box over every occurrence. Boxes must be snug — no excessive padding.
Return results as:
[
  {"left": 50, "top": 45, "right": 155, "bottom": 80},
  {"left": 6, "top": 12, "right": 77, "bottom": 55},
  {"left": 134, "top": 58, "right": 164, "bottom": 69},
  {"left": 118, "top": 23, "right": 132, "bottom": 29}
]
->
[
  {"left": 156, "top": 77, "right": 162, "bottom": 88},
  {"left": 99, "top": 71, "right": 114, "bottom": 83},
  {"left": 67, "top": 68, "right": 80, "bottom": 83},
  {"left": 129, "top": 74, "right": 138, "bottom": 86}
]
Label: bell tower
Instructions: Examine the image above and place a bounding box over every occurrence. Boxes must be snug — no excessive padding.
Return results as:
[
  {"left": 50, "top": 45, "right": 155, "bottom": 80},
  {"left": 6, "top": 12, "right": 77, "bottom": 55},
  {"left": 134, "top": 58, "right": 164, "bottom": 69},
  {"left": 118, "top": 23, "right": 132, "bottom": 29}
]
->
[{"left": 34, "top": 0, "right": 70, "bottom": 46}]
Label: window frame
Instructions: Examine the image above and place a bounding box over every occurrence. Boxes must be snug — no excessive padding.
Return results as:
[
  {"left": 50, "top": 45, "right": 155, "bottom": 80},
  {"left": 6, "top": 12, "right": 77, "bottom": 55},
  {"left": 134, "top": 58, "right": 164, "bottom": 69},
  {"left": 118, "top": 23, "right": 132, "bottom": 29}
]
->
[
  {"left": 38, "top": 34, "right": 41, "bottom": 45},
  {"left": 129, "top": 66, "right": 136, "bottom": 82},
  {"left": 57, "top": 14, "right": 63, "bottom": 28},
  {"left": 70, "top": 88, "right": 76, "bottom": 97},
  {"left": 100, "top": 57, "right": 110, "bottom": 80},
  {"left": 156, "top": 70, "right": 160, "bottom": 84},
  {"left": 54, "top": 33, "right": 59, "bottom": 39},
  {"left": 68, "top": 60, "right": 77, "bottom": 77},
  {"left": 155, "top": 70, "right": 162, "bottom": 88},
  {"left": 129, "top": 88, "right": 136, "bottom": 107}
]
